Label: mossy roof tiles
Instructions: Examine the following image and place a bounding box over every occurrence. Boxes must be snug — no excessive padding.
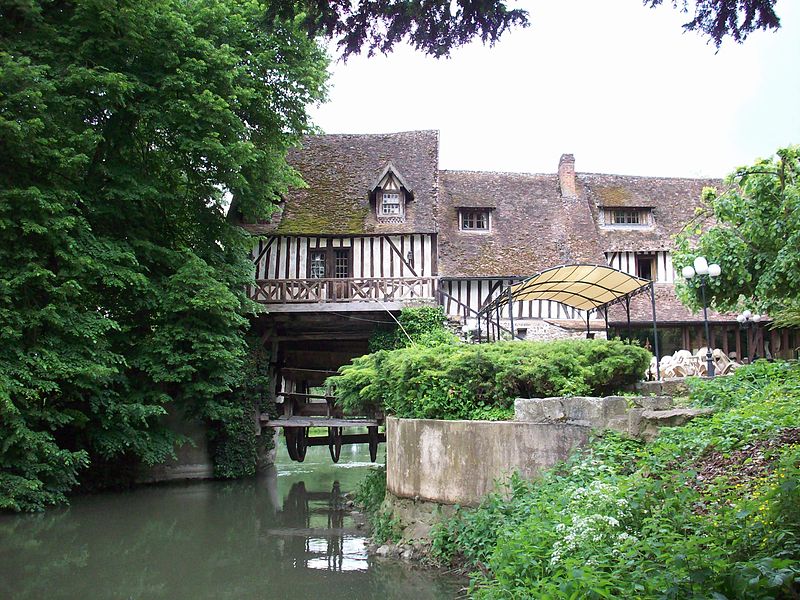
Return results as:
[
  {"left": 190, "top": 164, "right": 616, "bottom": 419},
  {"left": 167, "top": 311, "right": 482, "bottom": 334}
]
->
[{"left": 262, "top": 130, "right": 439, "bottom": 235}]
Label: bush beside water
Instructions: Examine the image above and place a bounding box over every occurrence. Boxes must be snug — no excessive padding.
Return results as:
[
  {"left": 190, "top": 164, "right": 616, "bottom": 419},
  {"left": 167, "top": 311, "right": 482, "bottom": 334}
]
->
[
  {"left": 430, "top": 361, "right": 800, "bottom": 598},
  {"left": 330, "top": 338, "right": 651, "bottom": 421}
]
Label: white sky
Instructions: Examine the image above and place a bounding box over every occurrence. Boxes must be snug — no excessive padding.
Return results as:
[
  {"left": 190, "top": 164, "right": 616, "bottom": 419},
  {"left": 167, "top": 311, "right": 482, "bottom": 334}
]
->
[{"left": 308, "top": 0, "right": 800, "bottom": 178}]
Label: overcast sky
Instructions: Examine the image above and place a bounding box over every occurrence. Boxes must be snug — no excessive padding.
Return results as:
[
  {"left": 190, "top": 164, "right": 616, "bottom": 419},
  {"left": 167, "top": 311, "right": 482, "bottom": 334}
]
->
[{"left": 308, "top": 0, "right": 800, "bottom": 178}]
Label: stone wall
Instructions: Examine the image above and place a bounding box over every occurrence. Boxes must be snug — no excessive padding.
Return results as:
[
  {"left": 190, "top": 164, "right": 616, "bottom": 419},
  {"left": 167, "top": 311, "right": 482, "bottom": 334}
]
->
[
  {"left": 386, "top": 417, "right": 589, "bottom": 506},
  {"left": 512, "top": 318, "right": 607, "bottom": 342},
  {"left": 515, "top": 394, "right": 712, "bottom": 441}
]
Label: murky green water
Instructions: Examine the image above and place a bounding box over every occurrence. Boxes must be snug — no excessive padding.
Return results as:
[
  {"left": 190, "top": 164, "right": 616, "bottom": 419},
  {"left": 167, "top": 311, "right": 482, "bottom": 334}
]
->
[{"left": 0, "top": 443, "right": 462, "bottom": 600}]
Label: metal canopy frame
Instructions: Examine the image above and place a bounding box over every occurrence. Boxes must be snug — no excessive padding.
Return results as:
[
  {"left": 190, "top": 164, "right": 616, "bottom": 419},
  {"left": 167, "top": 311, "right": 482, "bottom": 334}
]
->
[{"left": 477, "top": 263, "right": 661, "bottom": 379}]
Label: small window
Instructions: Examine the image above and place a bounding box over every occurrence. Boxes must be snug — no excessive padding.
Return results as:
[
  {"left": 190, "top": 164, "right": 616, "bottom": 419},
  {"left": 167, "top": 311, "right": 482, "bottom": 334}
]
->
[
  {"left": 334, "top": 249, "right": 350, "bottom": 278},
  {"left": 604, "top": 208, "right": 651, "bottom": 226},
  {"left": 310, "top": 250, "right": 326, "bottom": 278},
  {"left": 460, "top": 209, "right": 491, "bottom": 231},
  {"left": 612, "top": 209, "right": 641, "bottom": 224},
  {"left": 381, "top": 192, "right": 401, "bottom": 216}
]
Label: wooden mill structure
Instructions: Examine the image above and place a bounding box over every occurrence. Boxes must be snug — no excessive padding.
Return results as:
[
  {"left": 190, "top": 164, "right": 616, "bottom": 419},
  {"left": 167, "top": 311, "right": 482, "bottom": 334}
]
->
[{"left": 235, "top": 131, "right": 800, "bottom": 462}]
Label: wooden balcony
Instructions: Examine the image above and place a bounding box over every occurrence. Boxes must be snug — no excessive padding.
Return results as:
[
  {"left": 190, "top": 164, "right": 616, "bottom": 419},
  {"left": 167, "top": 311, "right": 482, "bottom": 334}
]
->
[{"left": 250, "top": 277, "right": 438, "bottom": 312}]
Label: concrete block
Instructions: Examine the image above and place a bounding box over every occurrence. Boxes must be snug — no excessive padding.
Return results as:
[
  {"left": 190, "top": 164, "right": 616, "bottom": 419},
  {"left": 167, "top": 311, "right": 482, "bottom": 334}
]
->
[{"left": 387, "top": 417, "right": 589, "bottom": 506}]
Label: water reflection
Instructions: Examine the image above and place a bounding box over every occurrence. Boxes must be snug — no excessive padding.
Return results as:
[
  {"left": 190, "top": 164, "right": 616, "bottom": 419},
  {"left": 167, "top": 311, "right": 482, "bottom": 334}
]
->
[
  {"left": 267, "top": 480, "right": 366, "bottom": 573},
  {"left": 0, "top": 445, "right": 462, "bottom": 600}
]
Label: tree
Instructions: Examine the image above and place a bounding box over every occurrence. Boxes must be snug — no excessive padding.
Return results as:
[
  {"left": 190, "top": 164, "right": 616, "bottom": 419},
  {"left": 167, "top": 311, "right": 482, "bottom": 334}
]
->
[
  {"left": 0, "top": 0, "right": 327, "bottom": 510},
  {"left": 645, "top": 0, "right": 780, "bottom": 46},
  {"left": 267, "top": 0, "right": 781, "bottom": 58},
  {"left": 673, "top": 147, "right": 800, "bottom": 326}
]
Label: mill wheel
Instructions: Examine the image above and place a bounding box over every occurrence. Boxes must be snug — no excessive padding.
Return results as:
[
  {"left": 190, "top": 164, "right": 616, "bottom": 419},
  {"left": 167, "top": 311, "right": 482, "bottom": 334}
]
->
[
  {"left": 285, "top": 428, "right": 298, "bottom": 461},
  {"left": 328, "top": 427, "right": 343, "bottom": 463},
  {"left": 284, "top": 427, "right": 308, "bottom": 462},
  {"left": 294, "top": 427, "right": 308, "bottom": 462},
  {"left": 368, "top": 426, "right": 379, "bottom": 462}
]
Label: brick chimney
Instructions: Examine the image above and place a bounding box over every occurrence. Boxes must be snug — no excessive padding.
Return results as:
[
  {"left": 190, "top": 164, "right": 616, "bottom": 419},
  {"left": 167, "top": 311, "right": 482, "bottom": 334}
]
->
[{"left": 558, "top": 153, "right": 577, "bottom": 198}]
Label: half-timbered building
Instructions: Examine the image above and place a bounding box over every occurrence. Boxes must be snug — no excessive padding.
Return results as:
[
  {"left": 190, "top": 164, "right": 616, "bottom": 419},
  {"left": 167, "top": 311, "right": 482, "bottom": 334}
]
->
[{"left": 236, "top": 130, "right": 798, "bottom": 398}]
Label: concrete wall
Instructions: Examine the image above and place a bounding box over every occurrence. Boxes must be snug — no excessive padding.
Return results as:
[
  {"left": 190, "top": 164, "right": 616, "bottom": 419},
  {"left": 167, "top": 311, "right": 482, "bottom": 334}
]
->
[
  {"left": 386, "top": 417, "right": 589, "bottom": 506},
  {"left": 140, "top": 409, "right": 215, "bottom": 483}
]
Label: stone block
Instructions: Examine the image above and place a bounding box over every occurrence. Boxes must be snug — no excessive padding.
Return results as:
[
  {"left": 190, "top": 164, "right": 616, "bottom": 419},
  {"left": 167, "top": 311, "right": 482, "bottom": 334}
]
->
[
  {"left": 635, "top": 381, "right": 662, "bottom": 395},
  {"left": 659, "top": 378, "right": 692, "bottom": 397},
  {"left": 638, "top": 408, "right": 714, "bottom": 441},
  {"left": 631, "top": 395, "right": 673, "bottom": 410},
  {"left": 515, "top": 397, "right": 565, "bottom": 422}
]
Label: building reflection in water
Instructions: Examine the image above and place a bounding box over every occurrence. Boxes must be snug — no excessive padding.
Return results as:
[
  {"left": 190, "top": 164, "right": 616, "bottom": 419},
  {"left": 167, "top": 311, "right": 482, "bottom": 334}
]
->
[{"left": 263, "top": 479, "right": 368, "bottom": 572}]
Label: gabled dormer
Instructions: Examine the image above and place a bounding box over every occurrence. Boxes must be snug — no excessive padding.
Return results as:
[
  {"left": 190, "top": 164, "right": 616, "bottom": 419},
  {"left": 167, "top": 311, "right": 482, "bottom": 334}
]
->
[{"left": 369, "top": 162, "right": 413, "bottom": 224}]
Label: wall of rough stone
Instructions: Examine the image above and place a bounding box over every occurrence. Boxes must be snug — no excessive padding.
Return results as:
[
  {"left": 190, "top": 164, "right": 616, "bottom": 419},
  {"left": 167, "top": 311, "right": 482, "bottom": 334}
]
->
[
  {"left": 510, "top": 318, "right": 607, "bottom": 342},
  {"left": 386, "top": 417, "right": 589, "bottom": 506}
]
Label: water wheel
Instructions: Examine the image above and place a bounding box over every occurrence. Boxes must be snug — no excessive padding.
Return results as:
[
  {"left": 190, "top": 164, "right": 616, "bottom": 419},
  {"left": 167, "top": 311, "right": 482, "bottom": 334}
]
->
[
  {"left": 368, "top": 426, "right": 379, "bottom": 462},
  {"left": 285, "top": 427, "right": 308, "bottom": 462},
  {"left": 328, "top": 427, "right": 343, "bottom": 463}
]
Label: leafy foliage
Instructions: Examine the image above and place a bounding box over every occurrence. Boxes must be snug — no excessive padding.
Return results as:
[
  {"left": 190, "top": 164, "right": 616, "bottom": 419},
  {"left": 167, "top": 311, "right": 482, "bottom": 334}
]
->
[
  {"left": 368, "top": 306, "right": 454, "bottom": 352},
  {"left": 208, "top": 340, "right": 277, "bottom": 480},
  {"left": 331, "top": 339, "right": 651, "bottom": 421},
  {"left": 0, "top": 0, "right": 326, "bottom": 510},
  {"left": 674, "top": 146, "right": 800, "bottom": 319},
  {"left": 268, "top": 0, "right": 781, "bottom": 59},
  {"left": 645, "top": 0, "right": 780, "bottom": 46},
  {"left": 354, "top": 465, "right": 400, "bottom": 545},
  {"left": 432, "top": 361, "right": 800, "bottom": 598}
]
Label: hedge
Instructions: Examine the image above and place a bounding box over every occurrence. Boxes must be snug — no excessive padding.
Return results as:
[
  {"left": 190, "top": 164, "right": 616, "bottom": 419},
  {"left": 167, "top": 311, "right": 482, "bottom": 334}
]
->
[{"left": 329, "top": 338, "right": 651, "bottom": 421}]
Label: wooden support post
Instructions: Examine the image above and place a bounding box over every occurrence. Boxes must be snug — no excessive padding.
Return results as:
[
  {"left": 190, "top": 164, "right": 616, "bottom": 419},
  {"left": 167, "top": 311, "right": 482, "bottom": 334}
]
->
[
  {"left": 722, "top": 325, "right": 729, "bottom": 356},
  {"left": 507, "top": 284, "right": 515, "bottom": 340},
  {"left": 649, "top": 283, "right": 661, "bottom": 381},
  {"left": 735, "top": 325, "right": 742, "bottom": 361}
]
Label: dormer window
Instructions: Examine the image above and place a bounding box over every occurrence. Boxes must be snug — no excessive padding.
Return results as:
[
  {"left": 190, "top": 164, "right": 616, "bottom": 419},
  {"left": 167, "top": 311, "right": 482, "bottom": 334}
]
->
[
  {"left": 381, "top": 192, "right": 402, "bottom": 216},
  {"left": 370, "top": 162, "right": 413, "bottom": 224},
  {"left": 459, "top": 208, "right": 492, "bottom": 232},
  {"left": 602, "top": 207, "right": 652, "bottom": 227}
]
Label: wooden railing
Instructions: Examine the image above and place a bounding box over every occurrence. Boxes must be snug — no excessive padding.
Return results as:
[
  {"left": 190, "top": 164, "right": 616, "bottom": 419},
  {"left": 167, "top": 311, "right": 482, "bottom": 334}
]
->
[{"left": 251, "top": 277, "right": 438, "bottom": 304}]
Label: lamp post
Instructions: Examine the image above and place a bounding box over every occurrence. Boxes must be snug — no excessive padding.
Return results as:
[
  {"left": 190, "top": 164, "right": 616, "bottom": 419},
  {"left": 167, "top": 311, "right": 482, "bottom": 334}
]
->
[
  {"left": 736, "top": 310, "right": 762, "bottom": 362},
  {"left": 682, "top": 256, "right": 722, "bottom": 377}
]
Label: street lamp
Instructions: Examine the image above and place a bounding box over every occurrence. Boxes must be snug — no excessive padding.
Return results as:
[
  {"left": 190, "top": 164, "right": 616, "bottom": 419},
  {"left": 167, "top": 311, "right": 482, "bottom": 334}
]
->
[
  {"left": 736, "top": 310, "right": 763, "bottom": 362},
  {"left": 682, "top": 257, "right": 722, "bottom": 376}
]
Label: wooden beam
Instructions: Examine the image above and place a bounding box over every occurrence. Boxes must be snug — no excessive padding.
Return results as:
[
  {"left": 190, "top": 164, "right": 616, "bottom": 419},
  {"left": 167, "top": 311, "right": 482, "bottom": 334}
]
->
[
  {"left": 261, "top": 417, "right": 382, "bottom": 428},
  {"left": 383, "top": 235, "right": 418, "bottom": 277}
]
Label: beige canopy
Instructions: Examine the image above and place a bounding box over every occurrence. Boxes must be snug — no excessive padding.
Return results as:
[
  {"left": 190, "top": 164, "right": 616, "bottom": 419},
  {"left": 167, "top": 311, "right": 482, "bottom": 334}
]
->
[
  {"left": 480, "top": 263, "right": 661, "bottom": 378},
  {"left": 491, "top": 264, "right": 652, "bottom": 311}
]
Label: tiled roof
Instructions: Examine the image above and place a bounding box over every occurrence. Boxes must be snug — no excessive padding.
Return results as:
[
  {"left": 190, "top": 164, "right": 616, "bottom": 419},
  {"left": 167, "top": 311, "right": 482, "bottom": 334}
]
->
[
  {"left": 580, "top": 174, "right": 720, "bottom": 252},
  {"left": 244, "top": 130, "right": 439, "bottom": 235},
  {"left": 606, "top": 284, "right": 734, "bottom": 324},
  {"left": 437, "top": 170, "right": 606, "bottom": 277}
]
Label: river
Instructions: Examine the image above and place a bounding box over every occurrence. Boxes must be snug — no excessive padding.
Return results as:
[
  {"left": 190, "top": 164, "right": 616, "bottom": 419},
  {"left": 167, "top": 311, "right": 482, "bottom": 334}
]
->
[{"left": 0, "top": 443, "right": 462, "bottom": 600}]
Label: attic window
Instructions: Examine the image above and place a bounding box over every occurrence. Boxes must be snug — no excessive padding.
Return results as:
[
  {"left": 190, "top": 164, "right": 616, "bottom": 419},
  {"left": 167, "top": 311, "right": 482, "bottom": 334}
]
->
[
  {"left": 603, "top": 208, "right": 652, "bottom": 227},
  {"left": 381, "top": 192, "right": 401, "bottom": 216},
  {"left": 372, "top": 164, "right": 411, "bottom": 224},
  {"left": 460, "top": 209, "right": 491, "bottom": 231}
]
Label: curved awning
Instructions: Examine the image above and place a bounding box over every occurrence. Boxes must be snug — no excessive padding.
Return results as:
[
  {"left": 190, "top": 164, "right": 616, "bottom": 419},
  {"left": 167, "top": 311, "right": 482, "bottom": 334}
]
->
[{"left": 489, "top": 264, "right": 652, "bottom": 312}]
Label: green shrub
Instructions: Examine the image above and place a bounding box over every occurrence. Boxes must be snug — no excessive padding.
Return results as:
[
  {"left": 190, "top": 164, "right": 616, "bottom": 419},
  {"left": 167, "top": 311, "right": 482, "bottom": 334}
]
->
[
  {"left": 431, "top": 361, "right": 800, "bottom": 599},
  {"left": 330, "top": 339, "right": 651, "bottom": 420},
  {"left": 368, "top": 306, "right": 455, "bottom": 352},
  {"left": 354, "top": 465, "right": 400, "bottom": 544}
]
